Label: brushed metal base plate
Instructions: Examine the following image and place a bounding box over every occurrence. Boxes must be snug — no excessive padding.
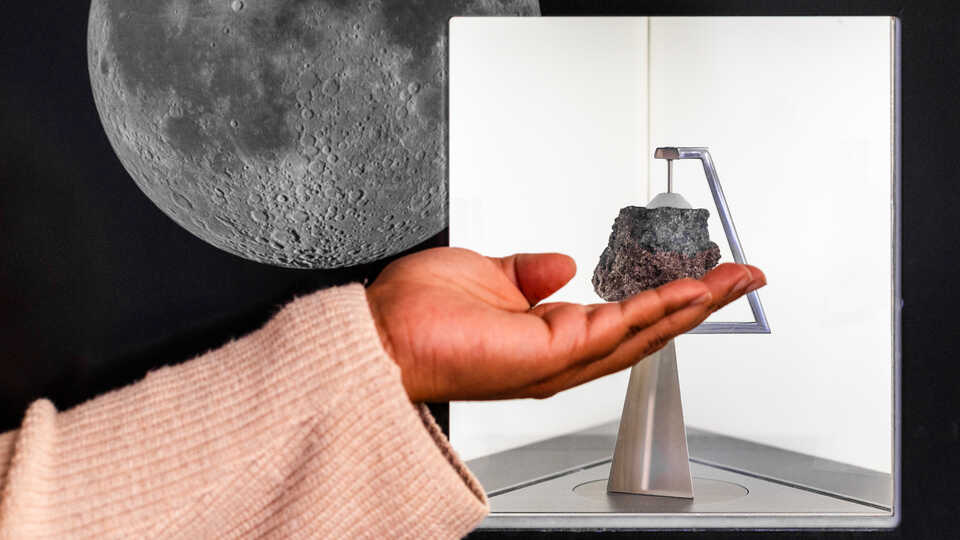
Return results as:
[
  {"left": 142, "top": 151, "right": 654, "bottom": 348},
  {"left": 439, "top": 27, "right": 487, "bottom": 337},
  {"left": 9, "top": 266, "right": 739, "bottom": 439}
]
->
[
  {"left": 469, "top": 422, "right": 894, "bottom": 529},
  {"left": 488, "top": 460, "right": 871, "bottom": 514}
]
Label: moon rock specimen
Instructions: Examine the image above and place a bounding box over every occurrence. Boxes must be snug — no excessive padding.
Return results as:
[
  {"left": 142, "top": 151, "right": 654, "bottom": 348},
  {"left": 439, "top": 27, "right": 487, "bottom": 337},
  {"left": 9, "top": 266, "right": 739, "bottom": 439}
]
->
[
  {"left": 87, "top": 0, "right": 538, "bottom": 268},
  {"left": 593, "top": 207, "right": 721, "bottom": 302}
]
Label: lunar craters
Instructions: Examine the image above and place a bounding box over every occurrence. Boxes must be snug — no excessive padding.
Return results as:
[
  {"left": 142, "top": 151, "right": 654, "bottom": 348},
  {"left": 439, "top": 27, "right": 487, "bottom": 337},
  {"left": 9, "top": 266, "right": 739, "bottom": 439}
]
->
[{"left": 87, "top": 0, "right": 539, "bottom": 268}]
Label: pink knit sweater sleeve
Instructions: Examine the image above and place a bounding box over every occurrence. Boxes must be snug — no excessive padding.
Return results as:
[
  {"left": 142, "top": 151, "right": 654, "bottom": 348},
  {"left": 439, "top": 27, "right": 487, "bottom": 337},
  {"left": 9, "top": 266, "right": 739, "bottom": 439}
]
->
[{"left": 0, "top": 284, "right": 488, "bottom": 539}]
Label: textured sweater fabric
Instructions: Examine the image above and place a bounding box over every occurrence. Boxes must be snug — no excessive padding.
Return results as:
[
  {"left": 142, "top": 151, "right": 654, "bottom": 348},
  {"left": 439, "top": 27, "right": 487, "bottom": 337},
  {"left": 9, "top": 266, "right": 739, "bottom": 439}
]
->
[{"left": 0, "top": 284, "right": 488, "bottom": 539}]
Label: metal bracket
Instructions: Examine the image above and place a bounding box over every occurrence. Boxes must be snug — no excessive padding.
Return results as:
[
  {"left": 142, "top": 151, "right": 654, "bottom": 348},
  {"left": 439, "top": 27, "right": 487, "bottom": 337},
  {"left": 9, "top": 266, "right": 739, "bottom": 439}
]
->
[{"left": 655, "top": 147, "right": 770, "bottom": 335}]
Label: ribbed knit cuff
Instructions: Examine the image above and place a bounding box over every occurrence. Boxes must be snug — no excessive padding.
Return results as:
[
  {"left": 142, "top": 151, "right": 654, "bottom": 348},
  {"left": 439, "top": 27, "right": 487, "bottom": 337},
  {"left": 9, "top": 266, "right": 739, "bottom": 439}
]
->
[{"left": 0, "top": 284, "right": 488, "bottom": 539}]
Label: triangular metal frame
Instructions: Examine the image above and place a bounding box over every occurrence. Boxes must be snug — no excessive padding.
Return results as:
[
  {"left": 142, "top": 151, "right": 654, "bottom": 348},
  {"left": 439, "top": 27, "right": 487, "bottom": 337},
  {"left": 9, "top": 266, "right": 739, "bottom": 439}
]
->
[
  {"left": 655, "top": 147, "right": 770, "bottom": 335},
  {"left": 607, "top": 147, "right": 769, "bottom": 498}
]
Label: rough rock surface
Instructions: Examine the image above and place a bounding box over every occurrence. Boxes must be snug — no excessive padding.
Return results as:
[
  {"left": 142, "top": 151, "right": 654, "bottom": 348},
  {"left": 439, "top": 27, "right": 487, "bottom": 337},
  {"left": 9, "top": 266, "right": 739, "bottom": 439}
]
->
[{"left": 592, "top": 206, "right": 721, "bottom": 301}]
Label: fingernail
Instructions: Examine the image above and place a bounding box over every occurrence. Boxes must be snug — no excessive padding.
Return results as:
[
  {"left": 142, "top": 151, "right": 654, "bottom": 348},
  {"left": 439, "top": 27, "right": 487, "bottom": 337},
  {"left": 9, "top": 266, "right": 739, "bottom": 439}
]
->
[{"left": 689, "top": 292, "right": 713, "bottom": 306}]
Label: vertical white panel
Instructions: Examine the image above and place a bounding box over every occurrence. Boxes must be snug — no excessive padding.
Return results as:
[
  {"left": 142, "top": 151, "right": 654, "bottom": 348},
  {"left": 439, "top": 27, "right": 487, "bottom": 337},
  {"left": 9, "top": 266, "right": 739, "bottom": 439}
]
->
[
  {"left": 648, "top": 17, "right": 893, "bottom": 472},
  {"left": 449, "top": 17, "right": 650, "bottom": 460}
]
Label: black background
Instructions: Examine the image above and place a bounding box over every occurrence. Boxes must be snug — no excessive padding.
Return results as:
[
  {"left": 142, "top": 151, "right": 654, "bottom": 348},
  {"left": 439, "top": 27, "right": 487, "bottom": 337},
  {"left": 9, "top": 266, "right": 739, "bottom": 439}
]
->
[
  {"left": 1, "top": 1, "right": 957, "bottom": 538},
  {"left": 0, "top": 0, "right": 450, "bottom": 431}
]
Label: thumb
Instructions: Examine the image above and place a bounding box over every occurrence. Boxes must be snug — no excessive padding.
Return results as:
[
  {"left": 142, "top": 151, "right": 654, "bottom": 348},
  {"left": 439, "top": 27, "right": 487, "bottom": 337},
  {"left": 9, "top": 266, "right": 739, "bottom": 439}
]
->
[{"left": 493, "top": 253, "right": 577, "bottom": 306}]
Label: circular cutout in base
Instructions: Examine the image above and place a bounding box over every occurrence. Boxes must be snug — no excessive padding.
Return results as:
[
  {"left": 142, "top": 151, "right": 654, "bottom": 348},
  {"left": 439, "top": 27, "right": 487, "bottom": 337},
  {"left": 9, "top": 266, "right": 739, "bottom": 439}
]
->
[{"left": 574, "top": 477, "right": 749, "bottom": 507}]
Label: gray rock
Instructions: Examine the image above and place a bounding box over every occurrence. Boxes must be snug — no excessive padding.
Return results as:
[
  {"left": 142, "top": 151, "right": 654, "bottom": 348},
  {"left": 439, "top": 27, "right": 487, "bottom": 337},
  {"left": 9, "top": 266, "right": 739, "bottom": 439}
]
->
[{"left": 593, "top": 206, "right": 721, "bottom": 301}]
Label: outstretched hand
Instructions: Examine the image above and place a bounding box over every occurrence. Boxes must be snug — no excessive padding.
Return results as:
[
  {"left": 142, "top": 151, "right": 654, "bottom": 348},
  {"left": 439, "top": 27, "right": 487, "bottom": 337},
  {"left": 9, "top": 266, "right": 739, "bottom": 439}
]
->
[{"left": 366, "top": 247, "right": 765, "bottom": 402}]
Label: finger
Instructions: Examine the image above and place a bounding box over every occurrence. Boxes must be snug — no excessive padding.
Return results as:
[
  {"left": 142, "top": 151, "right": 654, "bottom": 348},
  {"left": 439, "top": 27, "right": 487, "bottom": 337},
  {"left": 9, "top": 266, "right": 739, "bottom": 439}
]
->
[
  {"left": 515, "top": 300, "right": 713, "bottom": 399},
  {"left": 514, "top": 263, "right": 764, "bottom": 398},
  {"left": 700, "top": 263, "right": 756, "bottom": 307},
  {"left": 743, "top": 264, "right": 767, "bottom": 292},
  {"left": 530, "top": 278, "right": 712, "bottom": 378},
  {"left": 529, "top": 301, "right": 598, "bottom": 317},
  {"left": 499, "top": 263, "right": 764, "bottom": 395},
  {"left": 492, "top": 253, "right": 577, "bottom": 306}
]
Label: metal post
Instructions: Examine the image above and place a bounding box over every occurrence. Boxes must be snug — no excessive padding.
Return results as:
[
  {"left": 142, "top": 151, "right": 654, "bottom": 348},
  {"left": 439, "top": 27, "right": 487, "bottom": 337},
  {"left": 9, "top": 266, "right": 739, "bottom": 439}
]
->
[
  {"left": 666, "top": 159, "right": 674, "bottom": 193},
  {"left": 607, "top": 340, "right": 693, "bottom": 498}
]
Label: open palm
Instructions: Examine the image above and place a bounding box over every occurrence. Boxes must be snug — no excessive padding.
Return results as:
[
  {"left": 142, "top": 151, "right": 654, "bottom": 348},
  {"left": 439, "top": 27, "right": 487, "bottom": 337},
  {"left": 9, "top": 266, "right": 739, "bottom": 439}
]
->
[{"left": 366, "top": 247, "right": 764, "bottom": 402}]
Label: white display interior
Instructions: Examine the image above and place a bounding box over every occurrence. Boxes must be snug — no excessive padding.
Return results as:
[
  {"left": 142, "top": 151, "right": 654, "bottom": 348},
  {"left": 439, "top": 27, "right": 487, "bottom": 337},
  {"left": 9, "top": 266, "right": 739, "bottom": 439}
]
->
[{"left": 449, "top": 17, "right": 894, "bottom": 473}]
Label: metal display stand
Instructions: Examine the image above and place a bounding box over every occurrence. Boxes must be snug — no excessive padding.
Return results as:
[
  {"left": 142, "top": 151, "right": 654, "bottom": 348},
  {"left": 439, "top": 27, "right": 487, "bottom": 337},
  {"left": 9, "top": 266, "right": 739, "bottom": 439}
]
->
[
  {"left": 607, "top": 147, "right": 770, "bottom": 498},
  {"left": 468, "top": 421, "right": 893, "bottom": 529}
]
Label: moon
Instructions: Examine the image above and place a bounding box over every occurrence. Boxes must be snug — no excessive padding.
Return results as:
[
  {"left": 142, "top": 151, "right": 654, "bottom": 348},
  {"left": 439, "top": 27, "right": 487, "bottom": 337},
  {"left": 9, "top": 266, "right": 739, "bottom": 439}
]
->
[{"left": 87, "top": 0, "right": 538, "bottom": 268}]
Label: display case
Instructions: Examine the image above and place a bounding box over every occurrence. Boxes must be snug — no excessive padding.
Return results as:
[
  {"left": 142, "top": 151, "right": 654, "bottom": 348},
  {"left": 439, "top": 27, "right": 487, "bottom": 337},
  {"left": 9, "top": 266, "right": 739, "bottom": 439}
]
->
[{"left": 448, "top": 16, "right": 899, "bottom": 529}]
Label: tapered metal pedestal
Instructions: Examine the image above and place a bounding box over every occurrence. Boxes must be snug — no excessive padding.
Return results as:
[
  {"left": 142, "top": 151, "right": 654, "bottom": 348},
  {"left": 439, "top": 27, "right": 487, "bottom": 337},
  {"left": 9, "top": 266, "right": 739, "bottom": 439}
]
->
[
  {"left": 606, "top": 146, "right": 771, "bottom": 499},
  {"left": 607, "top": 340, "right": 694, "bottom": 498}
]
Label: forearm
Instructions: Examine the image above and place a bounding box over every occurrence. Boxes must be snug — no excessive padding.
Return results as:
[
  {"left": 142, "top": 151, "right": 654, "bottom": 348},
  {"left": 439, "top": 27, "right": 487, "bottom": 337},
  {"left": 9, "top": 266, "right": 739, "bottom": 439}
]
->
[{"left": 0, "top": 284, "right": 487, "bottom": 539}]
